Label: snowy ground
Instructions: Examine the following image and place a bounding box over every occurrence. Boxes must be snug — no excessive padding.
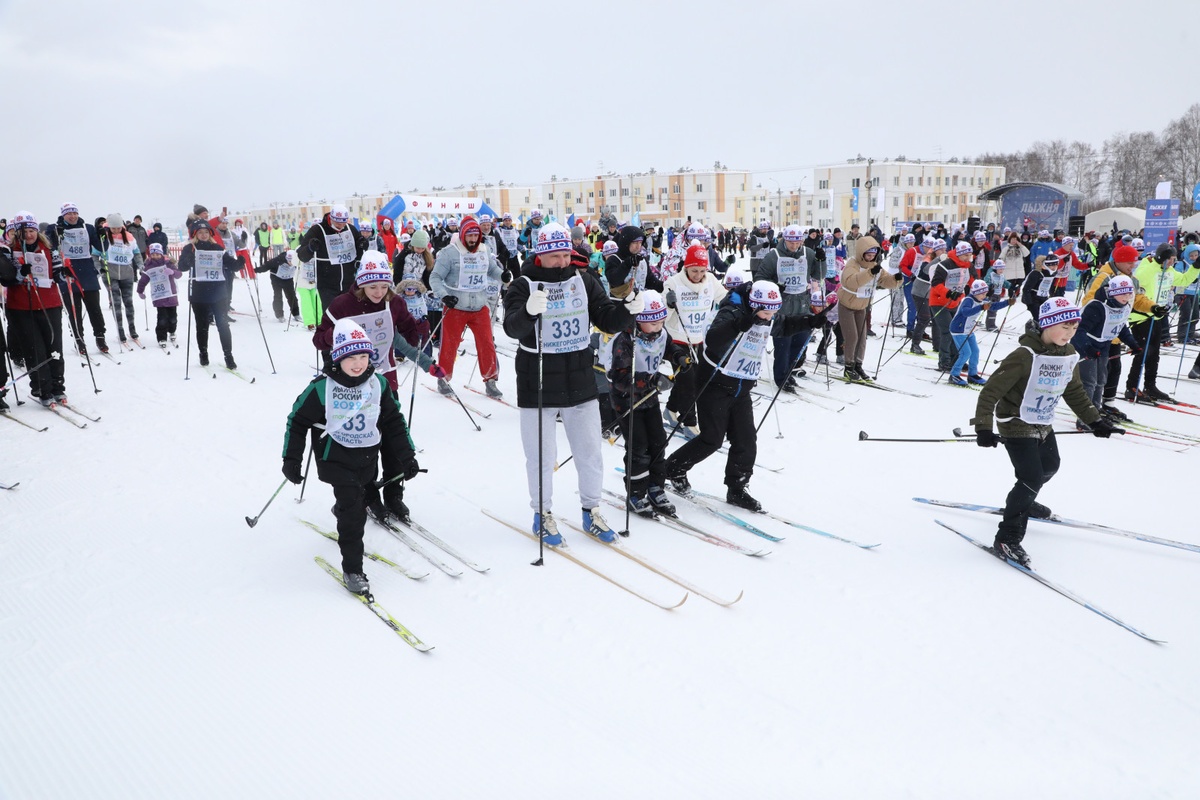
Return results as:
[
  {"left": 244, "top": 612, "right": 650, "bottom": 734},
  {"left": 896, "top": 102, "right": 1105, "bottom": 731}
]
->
[{"left": 3, "top": 281, "right": 1200, "bottom": 799}]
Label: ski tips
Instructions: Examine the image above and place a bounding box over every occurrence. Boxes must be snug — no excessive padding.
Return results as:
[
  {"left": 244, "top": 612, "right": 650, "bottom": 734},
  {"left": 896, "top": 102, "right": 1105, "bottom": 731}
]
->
[{"left": 952, "top": 427, "right": 964, "bottom": 437}]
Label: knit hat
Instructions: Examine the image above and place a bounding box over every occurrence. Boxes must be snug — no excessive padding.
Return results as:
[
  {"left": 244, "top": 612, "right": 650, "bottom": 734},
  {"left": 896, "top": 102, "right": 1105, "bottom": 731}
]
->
[
  {"left": 148, "top": 243, "right": 164, "bottom": 256},
  {"left": 571, "top": 225, "right": 586, "bottom": 241},
  {"left": 636, "top": 290, "right": 669, "bottom": 323},
  {"left": 399, "top": 233, "right": 412, "bottom": 244},
  {"left": 193, "top": 204, "right": 208, "bottom": 216},
  {"left": 530, "top": 209, "right": 543, "bottom": 220},
  {"left": 758, "top": 219, "right": 771, "bottom": 230},
  {"left": 459, "top": 216, "right": 481, "bottom": 241},
  {"left": 902, "top": 233, "right": 916, "bottom": 244},
  {"left": 359, "top": 217, "right": 374, "bottom": 231},
  {"left": 479, "top": 214, "right": 493, "bottom": 224},
  {"left": 330, "top": 319, "right": 375, "bottom": 362},
  {"left": 107, "top": 212, "right": 125, "bottom": 229},
  {"left": 954, "top": 241, "right": 973, "bottom": 258},
  {"left": 990, "top": 259, "right": 1006, "bottom": 271},
  {"left": 748, "top": 280, "right": 782, "bottom": 311},
  {"left": 329, "top": 205, "right": 350, "bottom": 224},
  {"left": 60, "top": 202, "right": 79, "bottom": 216},
  {"left": 502, "top": 212, "right": 513, "bottom": 221},
  {"left": 683, "top": 242, "right": 709, "bottom": 269},
  {"left": 1038, "top": 297, "right": 1081, "bottom": 329},
  {"left": 782, "top": 224, "right": 804, "bottom": 242},
  {"left": 723, "top": 272, "right": 745, "bottom": 290},
  {"left": 686, "top": 222, "right": 709, "bottom": 242},
  {"left": 602, "top": 240, "right": 618, "bottom": 257},
  {"left": 1061, "top": 236, "right": 1076, "bottom": 249},
  {"left": 1112, "top": 244, "right": 1139, "bottom": 263},
  {"left": 825, "top": 291, "right": 839, "bottom": 307},
  {"left": 921, "top": 237, "right": 937, "bottom": 251},
  {"left": 1038, "top": 229, "right": 1051, "bottom": 238},
  {"left": 1106, "top": 275, "right": 1135, "bottom": 297},
  {"left": 355, "top": 252, "right": 392, "bottom": 286},
  {"left": 1042, "top": 254, "right": 1060, "bottom": 269},
  {"left": 11, "top": 211, "right": 37, "bottom": 230},
  {"left": 191, "top": 218, "right": 212, "bottom": 234},
  {"left": 972, "top": 230, "right": 986, "bottom": 242},
  {"left": 970, "top": 279, "right": 989, "bottom": 295},
  {"left": 934, "top": 239, "right": 947, "bottom": 251},
  {"left": 1132, "top": 237, "right": 1144, "bottom": 250},
  {"left": 411, "top": 230, "right": 430, "bottom": 250},
  {"left": 535, "top": 222, "right": 572, "bottom": 255}
]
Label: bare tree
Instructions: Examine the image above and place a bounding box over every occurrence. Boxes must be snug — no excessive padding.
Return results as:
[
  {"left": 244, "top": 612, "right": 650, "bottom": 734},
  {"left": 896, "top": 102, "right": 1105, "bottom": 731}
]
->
[
  {"left": 1161, "top": 103, "right": 1200, "bottom": 214},
  {"left": 1103, "top": 132, "right": 1163, "bottom": 207}
]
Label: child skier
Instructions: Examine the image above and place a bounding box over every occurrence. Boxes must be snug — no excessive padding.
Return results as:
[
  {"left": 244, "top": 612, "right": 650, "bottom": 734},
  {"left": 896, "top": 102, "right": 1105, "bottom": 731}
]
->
[
  {"left": 971, "top": 297, "right": 1118, "bottom": 566},
  {"left": 608, "top": 290, "right": 691, "bottom": 517},
  {"left": 397, "top": 279, "right": 433, "bottom": 356},
  {"left": 136, "top": 243, "right": 183, "bottom": 348},
  {"left": 1071, "top": 275, "right": 1138, "bottom": 427},
  {"left": 946, "top": 279, "right": 1008, "bottom": 385},
  {"left": 1020, "top": 254, "right": 1058, "bottom": 319},
  {"left": 281, "top": 318, "right": 421, "bottom": 595},
  {"left": 665, "top": 280, "right": 782, "bottom": 512}
]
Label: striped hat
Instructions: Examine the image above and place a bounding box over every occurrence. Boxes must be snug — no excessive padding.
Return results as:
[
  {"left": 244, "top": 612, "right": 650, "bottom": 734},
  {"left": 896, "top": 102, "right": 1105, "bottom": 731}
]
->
[
  {"left": 355, "top": 252, "right": 392, "bottom": 286},
  {"left": 1106, "top": 275, "right": 1135, "bottom": 297},
  {"left": 329, "top": 205, "right": 350, "bottom": 224},
  {"left": 534, "top": 222, "right": 571, "bottom": 255},
  {"left": 1038, "top": 297, "right": 1081, "bottom": 329},
  {"left": 148, "top": 243, "right": 164, "bottom": 255},
  {"left": 749, "top": 280, "right": 782, "bottom": 310},
  {"left": 331, "top": 319, "right": 375, "bottom": 362},
  {"left": 60, "top": 202, "right": 79, "bottom": 216},
  {"left": 636, "top": 290, "right": 669, "bottom": 323}
]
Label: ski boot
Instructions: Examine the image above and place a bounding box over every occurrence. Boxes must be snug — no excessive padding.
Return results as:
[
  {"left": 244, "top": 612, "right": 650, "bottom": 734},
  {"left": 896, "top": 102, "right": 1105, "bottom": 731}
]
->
[
  {"left": 224, "top": 353, "right": 237, "bottom": 370},
  {"left": 1143, "top": 385, "right": 1173, "bottom": 403},
  {"left": 437, "top": 377, "right": 453, "bottom": 395},
  {"left": 1028, "top": 502, "right": 1052, "bottom": 520},
  {"left": 582, "top": 507, "right": 617, "bottom": 543},
  {"left": 0, "top": 390, "right": 8, "bottom": 411},
  {"left": 533, "top": 512, "right": 562, "bottom": 546},
  {"left": 199, "top": 350, "right": 209, "bottom": 367},
  {"left": 949, "top": 374, "right": 968, "bottom": 386},
  {"left": 366, "top": 502, "right": 390, "bottom": 527},
  {"left": 647, "top": 485, "right": 676, "bottom": 517},
  {"left": 1101, "top": 403, "right": 1130, "bottom": 422},
  {"left": 96, "top": 336, "right": 110, "bottom": 354},
  {"left": 626, "top": 493, "right": 655, "bottom": 518},
  {"left": 343, "top": 571, "right": 370, "bottom": 596},
  {"left": 484, "top": 379, "right": 503, "bottom": 399},
  {"left": 995, "top": 541, "right": 1030, "bottom": 567},
  {"left": 782, "top": 376, "right": 798, "bottom": 394},
  {"left": 666, "top": 471, "right": 692, "bottom": 496},
  {"left": 726, "top": 483, "right": 762, "bottom": 513},
  {"left": 1191, "top": 367, "right": 1200, "bottom": 380},
  {"left": 967, "top": 374, "right": 987, "bottom": 385}
]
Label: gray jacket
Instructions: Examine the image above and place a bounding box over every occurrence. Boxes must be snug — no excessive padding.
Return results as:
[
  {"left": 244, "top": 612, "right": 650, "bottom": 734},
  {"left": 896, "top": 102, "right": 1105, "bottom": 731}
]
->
[
  {"left": 102, "top": 234, "right": 145, "bottom": 282},
  {"left": 752, "top": 242, "right": 822, "bottom": 318},
  {"left": 430, "top": 237, "right": 503, "bottom": 313}
]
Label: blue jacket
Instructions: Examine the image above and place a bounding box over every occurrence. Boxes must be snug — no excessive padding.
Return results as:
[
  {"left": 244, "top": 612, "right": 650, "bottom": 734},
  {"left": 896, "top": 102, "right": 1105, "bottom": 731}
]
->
[{"left": 949, "top": 295, "right": 1008, "bottom": 334}]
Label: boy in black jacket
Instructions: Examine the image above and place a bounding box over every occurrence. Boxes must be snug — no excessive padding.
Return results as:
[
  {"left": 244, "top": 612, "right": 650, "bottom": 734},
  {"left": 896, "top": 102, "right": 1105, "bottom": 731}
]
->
[
  {"left": 281, "top": 319, "right": 419, "bottom": 595},
  {"left": 665, "top": 280, "right": 782, "bottom": 511},
  {"left": 1021, "top": 254, "right": 1059, "bottom": 318},
  {"left": 608, "top": 289, "right": 691, "bottom": 517}
]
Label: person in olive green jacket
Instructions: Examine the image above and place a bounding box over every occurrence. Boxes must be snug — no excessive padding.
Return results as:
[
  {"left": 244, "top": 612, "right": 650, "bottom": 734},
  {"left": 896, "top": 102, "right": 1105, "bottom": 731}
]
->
[{"left": 971, "top": 296, "right": 1118, "bottom": 567}]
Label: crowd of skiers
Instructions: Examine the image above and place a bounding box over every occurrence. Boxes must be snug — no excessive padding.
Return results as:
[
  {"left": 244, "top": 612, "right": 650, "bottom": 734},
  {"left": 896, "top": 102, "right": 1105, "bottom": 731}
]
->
[{"left": 4, "top": 202, "right": 1200, "bottom": 593}]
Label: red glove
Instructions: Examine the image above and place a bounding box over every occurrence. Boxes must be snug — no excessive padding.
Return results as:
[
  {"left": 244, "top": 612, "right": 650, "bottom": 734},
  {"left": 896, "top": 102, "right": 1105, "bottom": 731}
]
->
[{"left": 428, "top": 364, "right": 447, "bottom": 379}]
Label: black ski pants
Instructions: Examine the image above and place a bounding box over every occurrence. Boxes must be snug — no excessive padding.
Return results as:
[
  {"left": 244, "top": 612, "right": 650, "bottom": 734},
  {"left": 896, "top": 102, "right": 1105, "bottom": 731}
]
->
[
  {"left": 666, "top": 381, "right": 756, "bottom": 488},
  {"left": 618, "top": 400, "right": 668, "bottom": 494},
  {"left": 996, "top": 433, "right": 1060, "bottom": 547}
]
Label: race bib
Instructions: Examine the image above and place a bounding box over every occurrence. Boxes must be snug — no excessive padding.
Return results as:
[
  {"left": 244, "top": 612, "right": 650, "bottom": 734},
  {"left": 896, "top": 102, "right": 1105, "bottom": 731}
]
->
[
  {"left": 455, "top": 250, "right": 489, "bottom": 292},
  {"left": 325, "top": 377, "right": 382, "bottom": 449},
  {"left": 676, "top": 282, "right": 715, "bottom": 339},
  {"left": 1094, "top": 300, "right": 1132, "bottom": 341},
  {"left": 146, "top": 266, "right": 174, "bottom": 302},
  {"left": 276, "top": 258, "right": 297, "bottom": 281},
  {"left": 633, "top": 332, "right": 667, "bottom": 375},
  {"left": 1037, "top": 275, "right": 1053, "bottom": 297},
  {"left": 776, "top": 255, "right": 807, "bottom": 294},
  {"left": 194, "top": 249, "right": 225, "bottom": 282},
  {"left": 404, "top": 294, "right": 427, "bottom": 321},
  {"left": 107, "top": 243, "right": 134, "bottom": 267},
  {"left": 324, "top": 228, "right": 357, "bottom": 265},
  {"left": 61, "top": 227, "right": 90, "bottom": 260},
  {"left": 339, "top": 309, "right": 396, "bottom": 374},
  {"left": 21, "top": 251, "right": 52, "bottom": 289},
  {"left": 717, "top": 323, "right": 769, "bottom": 381},
  {"left": 1018, "top": 350, "right": 1079, "bottom": 425},
  {"left": 528, "top": 274, "right": 589, "bottom": 355},
  {"left": 946, "top": 267, "right": 969, "bottom": 292},
  {"left": 498, "top": 227, "right": 518, "bottom": 254}
]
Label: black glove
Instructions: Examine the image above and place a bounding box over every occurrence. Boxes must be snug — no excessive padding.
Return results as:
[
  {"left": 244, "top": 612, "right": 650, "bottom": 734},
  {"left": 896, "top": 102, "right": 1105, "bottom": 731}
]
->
[
  {"left": 665, "top": 289, "right": 677, "bottom": 309},
  {"left": 18, "top": 262, "right": 31, "bottom": 277},
  {"left": 52, "top": 267, "right": 69, "bottom": 281},
  {"left": 1127, "top": 346, "right": 1143, "bottom": 358},
  {"left": 870, "top": 264, "right": 882, "bottom": 275},
  {"left": 442, "top": 295, "right": 459, "bottom": 309},
  {"left": 1089, "top": 417, "right": 1118, "bottom": 439},
  {"left": 675, "top": 355, "right": 693, "bottom": 373},
  {"left": 947, "top": 290, "right": 962, "bottom": 301},
  {"left": 400, "top": 456, "right": 421, "bottom": 481},
  {"left": 736, "top": 310, "right": 758, "bottom": 331},
  {"left": 655, "top": 373, "right": 673, "bottom": 392},
  {"left": 1150, "top": 304, "right": 1168, "bottom": 319},
  {"left": 975, "top": 429, "right": 1000, "bottom": 448},
  {"left": 282, "top": 459, "right": 304, "bottom": 484}
]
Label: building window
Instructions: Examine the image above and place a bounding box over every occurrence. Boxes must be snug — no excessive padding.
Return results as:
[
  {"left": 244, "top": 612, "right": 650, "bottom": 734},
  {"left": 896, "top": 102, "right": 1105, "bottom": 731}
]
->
[
  {"left": 672, "top": 202, "right": 681, "bottom": 211},
  {"left": 851, "top": 178, "right": 861, "bottom": 188},
  {"left": 696, "top": 183, "right": 703, "bottom": 192},
  {"left": 893, "top": 177, "right": 900, "bottom": 186},
  {"left": 609, "top": 189, "right": 617, "bottom": 197},
  {"left": 622, "top": 188, "right": 629, "bottom": 197},
  {"left": 918, "top": 177, "right": 923, "bottom": 186},
  {"left": 908, "top": 177, "right": 914, "bottom": 186},
  {"left": 672, "top": 183, "right": 680, "bottom": 193},
  {"left": 622, "top": 204, "right": 630, "bottom": 212},
  {"left": 547, "top": 192, "right": 554, "bottom": 200},
  {"left": 893, "top": 197, "right": 899, "bottom": 206},
  {"left": 698, "top": 201, "right": 706, "bottom": 211},
  {"left": 818, "top": 199, "right": 829, "bottom": 209},
  {"left": 818, "top": 180, "right": 828, "bottom": 190},
  {"left": 634, "top": 187, "right": 641, "bottom": 196}
]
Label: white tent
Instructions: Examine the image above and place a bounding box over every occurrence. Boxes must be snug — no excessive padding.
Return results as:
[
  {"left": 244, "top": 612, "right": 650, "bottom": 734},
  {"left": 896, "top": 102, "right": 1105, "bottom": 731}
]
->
[
  {"left": 1084, "top": 207, "right": 1143, "bottom": 233},
  {"left": 1180, "top": 212, "right": 1200, "bottom": 233}
]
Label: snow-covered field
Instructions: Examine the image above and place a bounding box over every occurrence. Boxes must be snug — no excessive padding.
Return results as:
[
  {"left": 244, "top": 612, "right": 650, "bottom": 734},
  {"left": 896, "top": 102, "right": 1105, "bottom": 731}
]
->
[{"left": 3, "top": 283, "right": 1199, "bottom": 799}]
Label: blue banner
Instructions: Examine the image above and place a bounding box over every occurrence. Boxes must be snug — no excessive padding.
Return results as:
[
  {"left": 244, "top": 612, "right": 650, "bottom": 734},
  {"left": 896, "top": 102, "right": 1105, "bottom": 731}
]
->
[
  {"left": 1193, "top": 182, "right": 1200, "bottom": 210},
  {"left": 851, "top": 188, "right": 859, "bottom": 212},
  {"left": 996, "top": 185, "right": 1079, "bottom": 233},
  {"left": 567, "top": 213, "right": 576, "bottom": 229},
  {"left": 1143, "top": 199, "right": 1181, "bottom": 252}
]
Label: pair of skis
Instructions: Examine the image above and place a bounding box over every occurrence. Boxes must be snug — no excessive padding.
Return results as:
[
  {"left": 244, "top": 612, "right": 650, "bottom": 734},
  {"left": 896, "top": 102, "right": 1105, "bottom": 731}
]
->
[{"left": 917, "top": 498, "right": 1174, "bottom": 644}]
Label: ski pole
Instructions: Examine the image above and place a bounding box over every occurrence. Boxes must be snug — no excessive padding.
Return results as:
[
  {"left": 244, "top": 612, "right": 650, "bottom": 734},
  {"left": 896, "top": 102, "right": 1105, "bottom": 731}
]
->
[
  {"left": 533, "top": 295, "right": 545, "bottom": 567},
  {"left": 773, "top": 402, "right": 784, "bottom": 439},
  {"left": 373, "top": 468, "right": 428, "bottom": 490},
  {"left": 1172, "top": 291, "right": 1199, "bottom": 392},
  {"left": 64, "top": 278, "right": 100, "bottom": 394},
  {"left": 858, "top": 430, "right": 977, "bottom": 443},
  {"left": 981, "top": 298, "right": 1014, "bottom": 371},
  {"left": 555, "top": 386, "right": 663, "bottom": 472},
  {"left": 295, "top": 444, "right": 315, "bottom": 503},
  {"left": 648, "top": 336, "right": 739, "bottom": 466},
  {"left": 8, "top": 355, "right": 59, "bottom": 385},
  {"left": 0, "top": 308, "right": 22, "bottom": 405},
  {"left": 245, "top": 479, "right": 288, "bottom": 527},
  {"left": 184, "top": 268, "right": 194, "bottom": 380},
  {"left": 621, "top": 366, "right": 635, "bottom": 537},
  {"left": 246, "top": 275, "right": 276, "bottom": 374},
  {"left": 754, "top": 324, "right": 812, "bottom": 434}
]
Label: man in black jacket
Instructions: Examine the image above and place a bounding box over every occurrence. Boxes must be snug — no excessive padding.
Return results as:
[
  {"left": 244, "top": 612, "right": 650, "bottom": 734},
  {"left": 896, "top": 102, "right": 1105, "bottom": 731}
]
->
[{"left": 502, "top": 222, "right": 643, "bottom": 546}]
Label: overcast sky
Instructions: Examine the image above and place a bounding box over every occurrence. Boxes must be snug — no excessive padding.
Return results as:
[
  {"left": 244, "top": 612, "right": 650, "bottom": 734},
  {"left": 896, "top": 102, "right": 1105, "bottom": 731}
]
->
[{"left": 1, "top": 0, "right": 1192, "bottom": 226}]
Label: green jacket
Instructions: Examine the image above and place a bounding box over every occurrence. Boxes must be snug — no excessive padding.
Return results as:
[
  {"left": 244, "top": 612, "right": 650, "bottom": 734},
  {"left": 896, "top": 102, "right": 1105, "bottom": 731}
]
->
[
  {"left": 1129, "top": 258, "right": 1174, "bottom": 325},
  {"left": 972, "top": 330, "right": 1100, "bottom": 438}
]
